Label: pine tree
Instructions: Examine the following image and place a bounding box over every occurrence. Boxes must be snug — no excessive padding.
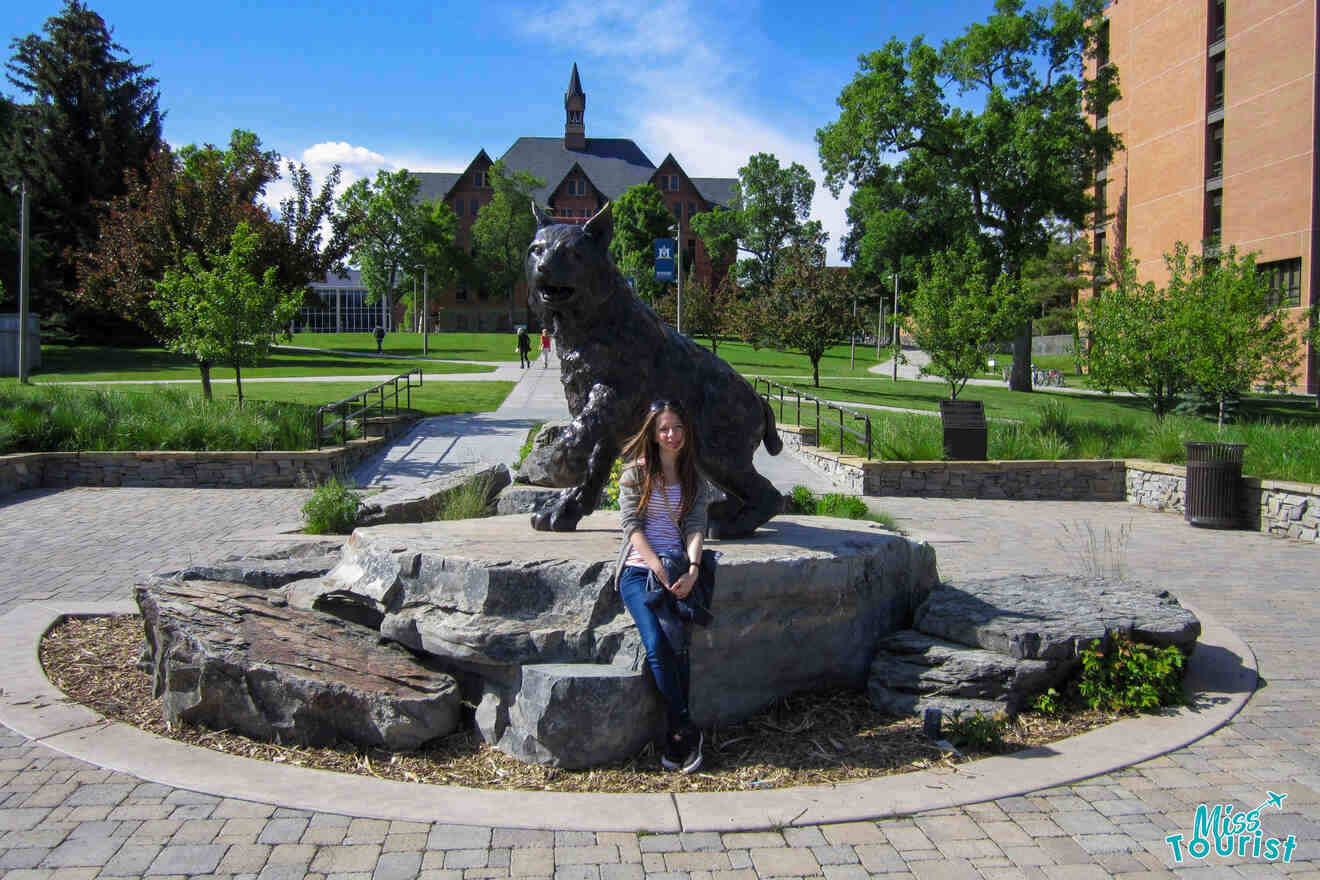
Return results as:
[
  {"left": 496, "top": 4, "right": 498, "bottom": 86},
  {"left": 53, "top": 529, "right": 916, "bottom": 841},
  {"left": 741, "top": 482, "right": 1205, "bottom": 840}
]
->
[{"left": 5, "top": 0, "right": 163, "bottom": 334}]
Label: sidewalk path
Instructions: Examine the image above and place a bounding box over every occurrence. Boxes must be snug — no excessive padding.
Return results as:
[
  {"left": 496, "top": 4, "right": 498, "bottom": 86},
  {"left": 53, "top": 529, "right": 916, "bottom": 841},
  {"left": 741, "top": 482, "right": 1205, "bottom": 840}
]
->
[{"left": 0, "top": 361, "right": 1316, "bottom": 877}]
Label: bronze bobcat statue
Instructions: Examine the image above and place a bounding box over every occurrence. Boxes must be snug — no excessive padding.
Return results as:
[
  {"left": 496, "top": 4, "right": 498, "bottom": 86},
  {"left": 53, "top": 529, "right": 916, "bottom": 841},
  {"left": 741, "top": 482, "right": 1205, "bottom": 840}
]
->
[{"left": 526, "top": 202, "right": 782, "bottom": 537}]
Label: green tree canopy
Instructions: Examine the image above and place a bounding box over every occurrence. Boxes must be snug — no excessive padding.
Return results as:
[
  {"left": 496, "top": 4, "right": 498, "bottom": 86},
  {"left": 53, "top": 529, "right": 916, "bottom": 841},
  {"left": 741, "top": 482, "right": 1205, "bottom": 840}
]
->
[
  {"left": 817, "top": 0, "right": 1119, "bottom": 391},
  {"left": 399, "top": 198, "right": 465, "bottom": 330},
  {"left": 5, "top": 0, "right": 163, "bottom": 333},
  {"left": 758, "top": 230, "right": 856, "bottom": 387},
  {"left": 151, "top": 222, "right": 302, "bottom": 404},
  {"left": 691, "top": 152, "right": 817, "bottom": 297},
  {"left": 339, "top": 169, "right": 425, "bottom": 326},
  {"left": 905, "top": 239, "right": 1033, "bottom": 399},
  {"left": 470, "top": 159, "right": 545, "bottom": 327},
  {"left": 609, "top": 183, "right": 675, "bottom": 305}
]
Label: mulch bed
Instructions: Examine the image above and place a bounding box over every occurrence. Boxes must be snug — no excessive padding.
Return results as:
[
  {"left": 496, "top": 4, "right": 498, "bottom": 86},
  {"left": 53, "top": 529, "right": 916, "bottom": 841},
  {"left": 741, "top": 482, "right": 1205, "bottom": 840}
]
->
[{"left": 40, "top": 615, "right": 1121, "bottom": 794}]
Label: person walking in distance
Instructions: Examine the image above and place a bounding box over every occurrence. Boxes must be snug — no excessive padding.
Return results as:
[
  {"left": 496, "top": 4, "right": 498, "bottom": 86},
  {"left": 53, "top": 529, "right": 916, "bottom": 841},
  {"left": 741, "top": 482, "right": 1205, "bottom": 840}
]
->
[
  {"left": 517, "top": 327, "right": 532, "bottom": 368},
  {"left": 540, "top": 328, "right": 552, "bottom": 368}
]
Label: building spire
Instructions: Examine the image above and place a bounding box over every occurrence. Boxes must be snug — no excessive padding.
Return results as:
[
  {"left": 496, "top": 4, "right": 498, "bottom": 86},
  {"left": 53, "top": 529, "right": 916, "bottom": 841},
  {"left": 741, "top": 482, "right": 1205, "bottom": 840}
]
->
[{"left": 564, "top": 63, "right": 586, "bottom": 150}]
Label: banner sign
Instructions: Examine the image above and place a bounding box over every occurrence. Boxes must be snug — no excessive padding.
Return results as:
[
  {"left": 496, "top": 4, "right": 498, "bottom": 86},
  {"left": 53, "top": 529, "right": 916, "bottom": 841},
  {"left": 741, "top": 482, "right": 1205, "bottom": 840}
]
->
[{"left": 654, "top": 238, "right": 676, "bottom": 281}]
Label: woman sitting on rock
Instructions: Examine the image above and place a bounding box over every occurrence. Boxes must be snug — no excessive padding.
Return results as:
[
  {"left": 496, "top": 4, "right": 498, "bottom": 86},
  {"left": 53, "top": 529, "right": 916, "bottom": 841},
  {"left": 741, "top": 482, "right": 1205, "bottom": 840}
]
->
[{"left": 615, "top": 399, "right": 715, "bottom": 774}]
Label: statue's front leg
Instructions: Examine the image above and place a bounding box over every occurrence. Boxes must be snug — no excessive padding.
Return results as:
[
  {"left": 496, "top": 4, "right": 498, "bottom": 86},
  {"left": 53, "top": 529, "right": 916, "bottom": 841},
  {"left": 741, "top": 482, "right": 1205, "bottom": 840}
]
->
[{"left": 531, "top": 386, "right": 620, "bottom": 532}]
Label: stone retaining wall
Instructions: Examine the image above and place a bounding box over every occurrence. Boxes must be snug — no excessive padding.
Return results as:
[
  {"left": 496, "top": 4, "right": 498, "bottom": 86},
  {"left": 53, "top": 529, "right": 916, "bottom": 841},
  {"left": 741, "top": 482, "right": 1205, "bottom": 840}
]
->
[
  {"left": 1127, "top": 460, "right": 1320, "bottom": 544},
  {"left": 0, "top": 423, "right": 407, "bottom": 498},
  {"left": 775, "top": 426, "right": 1320, "bottom": 544}
]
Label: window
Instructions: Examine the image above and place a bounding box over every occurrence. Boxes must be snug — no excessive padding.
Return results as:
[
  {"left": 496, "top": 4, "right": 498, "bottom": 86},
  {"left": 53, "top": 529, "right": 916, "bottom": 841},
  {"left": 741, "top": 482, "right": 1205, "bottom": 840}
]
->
[
  {"left": 1210, "top": 0, "right": 1226, "bottom": 42},
  {"left": 1096, "top": 18, "right": 1110, "bottom": 67},
  {"left": 687, "top": 239, "right": 696, "bottom": 257},
  {"left": 1208, "top": 122, "right": 1224, "bottom": 179},
  {"left": 657, "top": 175, "right": 668, "bottom": 191},
  {"left": 474, "top": 171, "right": 485, "bottom": 187},
  {"left": 669, "top": 174, "right": 679, "bottom": 191},
  {"left": 1093, "top": 230, "right": 1107, "bottom": 276},
  {"left": 1206, "top": 192, "right": 1223, "bottom": 241},
  {"left": 1094, "top": 179, "right": 1107, "bottom": 228},
  {"left": 1259, "top": 258, "right": 1302, "bottom": 308},
  {"left": 471, "top": 198, "right": 479, "bottom": 217},
  {"left": 454, "top": 199, "right": 463, "bottom": 217},
  {"left": 688, "top": 201, "right": 696, "bottom": 217},
  {"left": 672, "top": 202, "right": 681, "bottom": 218},
  {"left": 1210, "top": 58, "right": 1225, "bottom": 111}
]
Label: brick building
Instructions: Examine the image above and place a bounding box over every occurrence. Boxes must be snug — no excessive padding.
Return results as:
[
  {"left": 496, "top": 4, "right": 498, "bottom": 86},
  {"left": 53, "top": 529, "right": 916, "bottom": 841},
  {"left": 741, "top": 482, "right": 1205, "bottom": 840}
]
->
[
  {"left": 1090, "top": 0, "right": 1317, "bottom": 393},
  {"left": 412, "top": 64, "right": 737, "bottom": 332}
]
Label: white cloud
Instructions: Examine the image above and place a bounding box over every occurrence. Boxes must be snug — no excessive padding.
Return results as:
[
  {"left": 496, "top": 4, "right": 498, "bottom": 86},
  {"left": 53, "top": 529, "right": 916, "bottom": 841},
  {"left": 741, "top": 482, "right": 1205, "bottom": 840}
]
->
[{"left": 261, "top": 141, "right": 472, "bottom": 214}]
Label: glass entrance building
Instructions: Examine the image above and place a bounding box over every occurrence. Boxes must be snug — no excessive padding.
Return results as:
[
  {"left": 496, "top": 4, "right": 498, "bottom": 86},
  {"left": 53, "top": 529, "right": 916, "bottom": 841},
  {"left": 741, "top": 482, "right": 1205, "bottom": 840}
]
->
[{"left": 298, "top": 269, "right": 392, "bottom": 333}]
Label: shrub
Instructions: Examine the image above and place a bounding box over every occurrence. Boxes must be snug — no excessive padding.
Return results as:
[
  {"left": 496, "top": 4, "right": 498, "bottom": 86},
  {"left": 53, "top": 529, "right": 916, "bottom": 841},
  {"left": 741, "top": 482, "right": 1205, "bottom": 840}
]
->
[
  {"left": 1077, "top": 631, "right": 1186, "bottom": 713},
  {"left": 435, "top": 475, "right": 494, "bottom": 521},
  {"left": 817, "top": 493, "right": 869, "bottom": 520},
  {"left": 597, "top": 458, "right": 625, "bottom": 510},
  {"left": 302, "top": 475, "right": 361, "bottom": 534},
  {"left": 944, "top": 709, "right": 1007, "bottom": 749},
  {"left": 787, "top": 485, "right": 816, "bottom": 514}
]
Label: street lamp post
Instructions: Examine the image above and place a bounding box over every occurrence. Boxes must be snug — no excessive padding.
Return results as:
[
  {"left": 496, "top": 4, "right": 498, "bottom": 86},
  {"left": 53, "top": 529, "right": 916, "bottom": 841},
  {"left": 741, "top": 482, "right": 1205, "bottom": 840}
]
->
[
  {"left": 891, "top": 272, "right": 900, "bottom": 382},
  {"left": 674, "top": 222, "right": 683, "bottom": 335},
  {"left": 13, "top": 179, "right": 30, "bottom": 384},
  {"left": 414, "top": 265, "right": 429, "bottom": 356},
  {"left": 850, "top": 296, "right": 857, "bottom": 369}
]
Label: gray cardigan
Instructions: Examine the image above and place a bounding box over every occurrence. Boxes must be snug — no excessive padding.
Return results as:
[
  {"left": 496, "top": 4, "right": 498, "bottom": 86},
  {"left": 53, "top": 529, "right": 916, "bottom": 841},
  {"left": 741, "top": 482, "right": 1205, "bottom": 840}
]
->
[{"left": 613, "top": 461, "right": 715, "bottom": 588}]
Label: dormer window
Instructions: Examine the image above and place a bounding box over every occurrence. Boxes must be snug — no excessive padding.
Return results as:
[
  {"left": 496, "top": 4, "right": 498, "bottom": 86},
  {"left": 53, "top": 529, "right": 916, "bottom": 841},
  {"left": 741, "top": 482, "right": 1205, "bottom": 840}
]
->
[{"left": 474, "top": 171, "right": 485, "bottom": 187}]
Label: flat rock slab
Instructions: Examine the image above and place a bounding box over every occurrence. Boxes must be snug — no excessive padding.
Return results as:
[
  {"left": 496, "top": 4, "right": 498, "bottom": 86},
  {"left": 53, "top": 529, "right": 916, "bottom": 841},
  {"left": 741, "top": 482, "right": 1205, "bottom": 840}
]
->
[
  {"left": 324, "top": 512, "right": 939, "bottom": 727},
  {"left": 495, "top": 484, "right": 562, "bottom": 515},
  {"left": 136, "top": 578, "right": 461, "bottom": 750},
  {"left": 356, "top": 463, "right": 511, "bottom": 526},
  {"left": 868, "top": 630, "right": 1061, "bottom": 717},
  {"left": 914, "top": 575, "right": 1201, "bottom": 661},
  {"left": 164, "top": 541, "right": 343, "bottom": 588}
]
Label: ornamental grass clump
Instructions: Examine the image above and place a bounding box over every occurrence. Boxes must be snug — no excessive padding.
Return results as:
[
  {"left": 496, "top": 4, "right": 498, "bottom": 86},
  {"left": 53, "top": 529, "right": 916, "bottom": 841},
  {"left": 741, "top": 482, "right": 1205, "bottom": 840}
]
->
[{"left": 301, "top": 475, "right": 362, "bottom": 534}]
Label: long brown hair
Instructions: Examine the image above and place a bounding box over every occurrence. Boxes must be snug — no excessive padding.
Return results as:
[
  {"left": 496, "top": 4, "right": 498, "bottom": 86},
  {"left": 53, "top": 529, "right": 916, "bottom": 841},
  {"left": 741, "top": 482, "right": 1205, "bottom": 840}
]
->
[{"left": 621, "top": 399, "right": 699, "bottom": 520}]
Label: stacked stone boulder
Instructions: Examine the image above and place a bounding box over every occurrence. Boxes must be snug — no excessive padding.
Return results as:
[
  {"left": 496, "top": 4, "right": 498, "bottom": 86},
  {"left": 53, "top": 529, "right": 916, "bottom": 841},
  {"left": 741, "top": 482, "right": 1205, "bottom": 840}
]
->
[{"left": 867, "top": 574, "right": 1202, "bottom": 718}]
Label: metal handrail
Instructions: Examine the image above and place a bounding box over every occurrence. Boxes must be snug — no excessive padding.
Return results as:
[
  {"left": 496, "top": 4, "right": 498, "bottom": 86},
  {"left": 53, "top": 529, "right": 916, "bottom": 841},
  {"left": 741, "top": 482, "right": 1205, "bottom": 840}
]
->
[
  {"left": 314, "top": 369, "right": 423, "bottom": 449},
  {"left": 752, "top": 376, "right": 873, "bottom": 460}
]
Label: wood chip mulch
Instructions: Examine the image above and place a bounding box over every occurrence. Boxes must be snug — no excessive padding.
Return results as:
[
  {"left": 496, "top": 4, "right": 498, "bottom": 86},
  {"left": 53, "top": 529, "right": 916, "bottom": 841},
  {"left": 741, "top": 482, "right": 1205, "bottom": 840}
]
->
[{"left": 40, "top": 615, "right": 1123, "bottom": 794}]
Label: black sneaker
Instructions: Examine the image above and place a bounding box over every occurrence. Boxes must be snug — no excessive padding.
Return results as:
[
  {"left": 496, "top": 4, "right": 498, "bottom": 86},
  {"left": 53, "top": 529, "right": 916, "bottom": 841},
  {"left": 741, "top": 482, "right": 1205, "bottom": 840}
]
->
[
  {"left": 660, "top": 732, "right": 685, "bottom": 771},
  {"left": 677, "top": 727, "right": 703, "bottom": 775}
]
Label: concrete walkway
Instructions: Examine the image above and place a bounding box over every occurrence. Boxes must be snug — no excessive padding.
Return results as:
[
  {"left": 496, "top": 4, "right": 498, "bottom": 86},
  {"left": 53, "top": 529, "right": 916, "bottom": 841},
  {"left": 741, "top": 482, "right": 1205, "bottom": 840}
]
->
[{"left": 0, "top": 363, "right": 1316, "bottom": 877}]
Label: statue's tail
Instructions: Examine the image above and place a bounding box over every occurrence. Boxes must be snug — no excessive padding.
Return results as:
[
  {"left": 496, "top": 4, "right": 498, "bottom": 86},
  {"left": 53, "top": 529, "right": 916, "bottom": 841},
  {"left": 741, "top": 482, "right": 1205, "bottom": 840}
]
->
[{"left": 760, "top": 396, "right": 783, "bottom": 456}]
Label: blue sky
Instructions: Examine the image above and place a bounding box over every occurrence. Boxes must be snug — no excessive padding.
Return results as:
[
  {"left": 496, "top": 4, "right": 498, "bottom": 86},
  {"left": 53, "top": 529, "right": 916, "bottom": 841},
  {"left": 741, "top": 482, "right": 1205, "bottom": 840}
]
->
[{"left": 6, "top": 0, "right": 1001, "bottom": 264}]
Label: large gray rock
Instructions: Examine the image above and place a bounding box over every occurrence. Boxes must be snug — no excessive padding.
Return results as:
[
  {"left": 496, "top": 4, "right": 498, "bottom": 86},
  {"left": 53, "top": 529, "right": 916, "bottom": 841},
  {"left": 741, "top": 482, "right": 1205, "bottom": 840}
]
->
[
  {"left": 136, "top": 577, "right": 461, "bottom": 750},
  {"left": 867, "top": 630, "right": 1061, "bottom": 717},
  {"left": 356, "top": 463, "right": 511, "bottom": 526},
  {"left": 321, "top": 512, "right": 939, "bottom": 727},
  {"left": 495, "top": 484, "right": 563, "bottom": 515},
  {"left": 475, "top": 664, "right": 664, "bottom": 768},
  {"left": 914, "top": 575, "right": 1201, "bottom": 661},
  {"left": 514, "top": 421, "right": 574, "bottom": 486},
  {"left": 164, "top": 541, "right": 343, "bottom": 587}
]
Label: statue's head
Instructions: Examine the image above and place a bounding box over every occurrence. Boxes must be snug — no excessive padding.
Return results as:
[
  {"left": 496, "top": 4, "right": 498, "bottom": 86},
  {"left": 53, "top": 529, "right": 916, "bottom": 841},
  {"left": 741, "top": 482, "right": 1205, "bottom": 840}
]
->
[{"left": 525, "top": 202, "right": 616, "bottom": 319}]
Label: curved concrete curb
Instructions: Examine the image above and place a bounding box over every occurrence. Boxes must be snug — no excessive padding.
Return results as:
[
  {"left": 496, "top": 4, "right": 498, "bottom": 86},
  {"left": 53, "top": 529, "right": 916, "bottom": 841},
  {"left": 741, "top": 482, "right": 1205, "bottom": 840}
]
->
[{"left": 0, "top": 601, "right": 1255, "bottom": 832}]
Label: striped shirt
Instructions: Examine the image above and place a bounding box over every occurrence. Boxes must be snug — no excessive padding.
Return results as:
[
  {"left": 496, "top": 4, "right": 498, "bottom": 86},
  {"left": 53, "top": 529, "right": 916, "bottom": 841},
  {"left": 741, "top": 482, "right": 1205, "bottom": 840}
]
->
[{"left": 624, "top": 481, "right": 684, "bottom": 567}]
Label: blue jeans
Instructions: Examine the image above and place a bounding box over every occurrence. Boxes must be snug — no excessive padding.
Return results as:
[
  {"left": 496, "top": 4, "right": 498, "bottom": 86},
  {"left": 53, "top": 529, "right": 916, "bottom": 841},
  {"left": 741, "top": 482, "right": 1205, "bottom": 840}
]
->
[{"left": 619, "top": 565, "right": 691, "bottom": 734}]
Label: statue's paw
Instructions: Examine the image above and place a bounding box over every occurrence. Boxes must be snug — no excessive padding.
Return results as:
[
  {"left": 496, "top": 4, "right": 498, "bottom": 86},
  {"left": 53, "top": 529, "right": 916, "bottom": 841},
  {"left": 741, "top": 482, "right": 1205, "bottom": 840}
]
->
[{"left": 530, "top": 497, "right": 582, "bottom": 532}]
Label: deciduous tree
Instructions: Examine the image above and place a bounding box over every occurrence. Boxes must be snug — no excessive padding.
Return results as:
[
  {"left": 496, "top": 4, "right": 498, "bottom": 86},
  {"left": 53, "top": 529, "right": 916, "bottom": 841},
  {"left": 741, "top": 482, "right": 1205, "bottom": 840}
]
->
[
  {"left": 151, "top": 222, "right": 302, "bottom": 404},
  {"left": 905, "top": 239, "right": 1033, "bottom": 399},
  {"left": 609, "top": 183, "right": 675, "bottom": 305},
  {"left": 339, "top": 169, "right": 425, "bottom": 329},
  {"left": 399, "top": 199, "right": 465, "bottom": 330},
  {"left": 691, "top": 153, "right": 816, "bottom": 297},
  {"left": 817, "top": 0, "right": 1119, "bottom": 391},
  {"left": 759, "top": 230, "right": 856, "bottom": 387},
  {"left": 470, "top": 159, "right": 544, "bottom": 327}
]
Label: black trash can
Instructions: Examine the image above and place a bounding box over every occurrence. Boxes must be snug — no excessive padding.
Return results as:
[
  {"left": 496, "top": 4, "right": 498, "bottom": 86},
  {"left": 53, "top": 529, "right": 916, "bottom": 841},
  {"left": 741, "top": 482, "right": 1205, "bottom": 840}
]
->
[
  {"left": 1183, "top": 441, "right": 1245, "bottom": 529},
  {"left": 940, "top": 399, "right": 987, "bottom": 461}
]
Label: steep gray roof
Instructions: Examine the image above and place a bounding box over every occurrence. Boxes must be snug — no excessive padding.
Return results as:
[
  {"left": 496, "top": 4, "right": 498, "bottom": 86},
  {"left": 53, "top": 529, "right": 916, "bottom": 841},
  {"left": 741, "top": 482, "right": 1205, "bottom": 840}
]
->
[
  {"left": 691, "top": 177, "right": 738, "bottom": 209},
  {"left": 566, "top": 63, "right": 584, "bottom": 100},
  {"left": 500, "top": 137, "right": 656, "bottom": 204},
  {"left": 414, "top": 172, "right": 462, "bottom": 203}
]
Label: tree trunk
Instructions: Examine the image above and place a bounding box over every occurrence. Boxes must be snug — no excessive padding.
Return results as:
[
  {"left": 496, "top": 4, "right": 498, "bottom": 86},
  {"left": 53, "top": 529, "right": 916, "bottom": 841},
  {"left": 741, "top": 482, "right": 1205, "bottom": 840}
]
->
[
  {"left": 199, "top": 361, "right": 213, "bottom": 401},
  {"left": 234, "top": 357, "right": 244, "bottom": 406},
  {"left": 710, "top": 335, "right": 719, "bottom": 356},
  {"left": 812, "top": 356, "right": 821, "bottom": 388},
  {"left": 1010, "top": 320, "right": 1033, "bottom": 392}
]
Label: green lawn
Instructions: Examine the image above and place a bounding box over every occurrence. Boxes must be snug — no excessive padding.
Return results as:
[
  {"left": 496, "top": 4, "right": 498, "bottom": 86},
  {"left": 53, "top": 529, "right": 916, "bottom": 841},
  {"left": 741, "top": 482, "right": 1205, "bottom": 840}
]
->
[
  {"left": 691, "top": 339, "right": 896, "bottom": 379},
  {"left": 288, "top": 331, "right": 524, "bottom": 361},
  {"left": 26, "top": 345, "right": 494, "bottom": 383},
  {"left": 68, "top": 380, "right": 517, "bottom": 420}
]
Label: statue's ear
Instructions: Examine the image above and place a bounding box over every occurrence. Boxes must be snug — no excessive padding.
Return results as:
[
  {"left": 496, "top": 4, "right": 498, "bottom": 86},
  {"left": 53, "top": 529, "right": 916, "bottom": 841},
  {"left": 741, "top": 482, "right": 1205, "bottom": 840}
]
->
[
  {"left": 584, "top": 201, "right": 613, "bottom": 245},
  {"left": 532, "top": 201, "right": 554, "bottom": 228}
]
